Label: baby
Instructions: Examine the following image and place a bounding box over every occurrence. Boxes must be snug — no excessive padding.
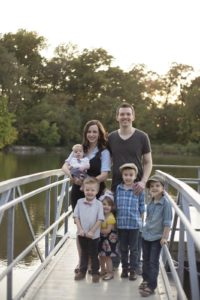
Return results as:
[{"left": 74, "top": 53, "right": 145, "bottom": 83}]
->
[{"left": 66, "top": 144, "right": 90, "bottom": 180}]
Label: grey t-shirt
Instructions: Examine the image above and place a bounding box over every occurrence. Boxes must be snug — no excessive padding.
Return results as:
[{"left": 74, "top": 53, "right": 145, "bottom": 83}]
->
[
  {"left": 108, "top": 129, "right": 151, "bottom": 192},
  {"left": 73, "top": 198, "right": 104, "bottom": 239}
]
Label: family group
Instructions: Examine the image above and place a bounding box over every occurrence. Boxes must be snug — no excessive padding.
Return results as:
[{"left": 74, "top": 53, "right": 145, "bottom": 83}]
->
[{"left": 62, "top": 102, "right": 172, "bottom": 297}]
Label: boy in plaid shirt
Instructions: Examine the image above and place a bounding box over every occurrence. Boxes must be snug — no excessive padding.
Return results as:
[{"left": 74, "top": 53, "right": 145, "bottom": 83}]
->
[{"left": 115, "top": 163, "right": 145, "bottom": 281}]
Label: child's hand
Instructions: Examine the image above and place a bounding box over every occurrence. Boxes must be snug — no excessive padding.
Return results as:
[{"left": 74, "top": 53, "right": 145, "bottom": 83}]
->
[
  {"left": 160, "top": 238, "right": 168, "bottom": 246},
  {"left": 78, "top": 229, "right": 85, "bottom": 236},
  {"left": 86, "top": 230, "right": 94, "bottom": 239}
]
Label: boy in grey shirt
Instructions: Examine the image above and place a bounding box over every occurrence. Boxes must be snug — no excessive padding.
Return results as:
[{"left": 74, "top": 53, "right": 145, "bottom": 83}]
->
[{"left": 74, "top": 177, "right": 104, "bottom": 283}]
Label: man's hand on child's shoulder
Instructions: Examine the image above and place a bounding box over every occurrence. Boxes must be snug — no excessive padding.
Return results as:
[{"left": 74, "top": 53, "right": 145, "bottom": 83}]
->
[{"left": 133, "top": 181, "right": 145, "bottom": 194}]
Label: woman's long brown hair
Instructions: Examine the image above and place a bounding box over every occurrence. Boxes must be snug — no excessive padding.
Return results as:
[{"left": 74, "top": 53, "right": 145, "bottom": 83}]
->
[{"left": 82, "top": 120, "right": 108, "bottom": 153}]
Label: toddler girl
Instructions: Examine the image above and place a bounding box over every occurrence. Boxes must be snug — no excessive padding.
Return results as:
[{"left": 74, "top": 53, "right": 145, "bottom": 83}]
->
[{"left": 98, "top": 193, "right": 118, "bottom": 280}]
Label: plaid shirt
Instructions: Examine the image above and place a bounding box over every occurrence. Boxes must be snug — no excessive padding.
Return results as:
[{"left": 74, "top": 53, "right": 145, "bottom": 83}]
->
[{"left": 115, "top": 184, "right": 145, "bottom": 229}]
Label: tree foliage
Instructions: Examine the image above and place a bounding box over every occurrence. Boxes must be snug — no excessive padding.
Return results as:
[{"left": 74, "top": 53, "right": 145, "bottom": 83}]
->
[
  {"left": 0, "top": 30, "right": 199, "bottom": 151},
  {"left": 0, "top": 96, "right": 18, "bottom": 149}
]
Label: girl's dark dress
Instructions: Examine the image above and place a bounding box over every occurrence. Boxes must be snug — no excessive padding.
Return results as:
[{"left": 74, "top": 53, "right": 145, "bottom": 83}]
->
[{"left": 98, "top": 213, "right": 118, "bottom": 257}]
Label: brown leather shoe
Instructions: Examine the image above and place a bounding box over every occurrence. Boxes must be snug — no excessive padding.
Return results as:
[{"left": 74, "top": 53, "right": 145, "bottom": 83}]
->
[
  {"left": 92, "top": 274, "right": 100, "bottom": 283},
  {"left": 121, "top": 269, "right": 128, "bottom": 278},
  {"left": 74, "top": 272, "right": 86, "bottom": 281},
  {"left": 129, "top": 271, "right": 137, "bottom": 281}
]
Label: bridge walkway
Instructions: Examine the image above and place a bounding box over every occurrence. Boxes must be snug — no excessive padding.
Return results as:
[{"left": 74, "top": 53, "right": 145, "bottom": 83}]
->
[{"left": 24, "top": 217, "right": 169, "bottom": 300}]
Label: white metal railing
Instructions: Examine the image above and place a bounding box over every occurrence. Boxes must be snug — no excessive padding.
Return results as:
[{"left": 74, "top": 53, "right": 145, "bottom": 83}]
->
[
  {"left": 0, "top": 170, "right": 71, "bottom": 300},
  {"left": 155, "top": 170, "right": 200, "bottom": 300},
  {"left": 153, "top": 165, "right": 200, "bottom": 193}
]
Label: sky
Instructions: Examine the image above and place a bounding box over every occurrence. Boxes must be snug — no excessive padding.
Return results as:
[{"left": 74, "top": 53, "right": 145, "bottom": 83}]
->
[{"left": 1, "top": 0, "right": 200, "bottom": 75}]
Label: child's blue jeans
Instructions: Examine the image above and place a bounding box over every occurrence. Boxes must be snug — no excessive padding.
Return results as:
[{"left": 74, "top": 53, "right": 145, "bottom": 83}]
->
[
  {"left": 142, "top": 238, "right": 162, "bottom": 290},
  {"left": 118, "top": 228, "right": 139, "bottom": 272}
]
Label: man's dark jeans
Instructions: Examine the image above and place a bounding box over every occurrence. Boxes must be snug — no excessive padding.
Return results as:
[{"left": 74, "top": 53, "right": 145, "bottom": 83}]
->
[
  {"left": 78, "top": 236, "right": 99, "bottom": 275},
  {"left": 118, "top": 229, "right": 139, "bottom": 272},
  {"left": 142, "top": 238, "right": 162, "bottom": 290}
]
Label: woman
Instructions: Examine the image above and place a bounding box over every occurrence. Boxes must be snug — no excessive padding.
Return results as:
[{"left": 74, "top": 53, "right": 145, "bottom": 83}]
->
[
  {"left": 62, "top": 120, "right": 111, "bottom": 272},
  {"left": 62, "top": 120, "right": 111, "bottom": 210}
]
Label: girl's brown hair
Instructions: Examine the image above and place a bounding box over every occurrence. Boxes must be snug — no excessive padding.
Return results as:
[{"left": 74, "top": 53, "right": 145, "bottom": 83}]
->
[
  {"left": 82, "top": 120, "right": 108, "bottom": 153},
  {"left": 103, "top": 197, "right": 116, "bottom": 215}
]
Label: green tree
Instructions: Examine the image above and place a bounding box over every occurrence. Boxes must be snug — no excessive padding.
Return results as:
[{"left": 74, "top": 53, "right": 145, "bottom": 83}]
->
[
  {"left": 0, "top": 43, "right": 28, "bottom": 112},
  {"left": 0, "top": 96, "right": 18, "bottom": 149},
  {"left": 160, "top": 63, "right": 194, "bottom": 105},
  {"left": 0, "top": 30, "right": 47, "bottom": 113},
  {"left": 1, "top": 29, "right": 46, "bottom": 74},
  {"left": 35, "top": 120, "right": 60, "bottom": 146},
  {"left": 16, "top": 93, "right": 82, "bottom": 147},
  {"left": 37, "top": 93, "right": 82, "bottom": 146},
  {"left": 178, "top": 76, "right": 200, "bottom": 143}
]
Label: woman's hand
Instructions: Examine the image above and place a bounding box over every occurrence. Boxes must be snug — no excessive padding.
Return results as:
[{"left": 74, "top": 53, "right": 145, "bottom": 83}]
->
[{"left": 72, "top": 177, "right": 83, "bottom": 186}]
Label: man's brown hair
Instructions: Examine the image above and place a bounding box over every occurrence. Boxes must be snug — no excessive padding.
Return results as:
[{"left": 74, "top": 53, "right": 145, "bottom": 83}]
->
[{"left": 116, "top": 102, "right": 135, "bottom": 116}]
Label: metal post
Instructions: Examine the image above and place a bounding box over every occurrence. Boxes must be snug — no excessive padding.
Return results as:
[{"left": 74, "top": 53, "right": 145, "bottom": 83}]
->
[
  {"left": 169, "top": 192, "right": 179, "bottom": 251},
  {"left": 182, "top": 197, "right": 200, "bottom": 300},
  {"left": 197, "top": 167, "right": 200, "bottom": 194},
  {"left": 53, "top": 176, "right": 58, "bottom": 221},
  {"left": 50, "top": 178, "right": 66, "bottom": 251},
  {"left": 0, "top": 190, "right": 11, "bottom": 225},
  {"left": 45, "top": 177, "right": 51, "bottom": 258},
  {"left": 7, "top": 189, "right": 15, "bottom": 300},
  {"left": 64, "top": 181, "right": 69, "bottom": 234},
  {"left": 177, "top": 195, "right": 185, "bottom": 287}
]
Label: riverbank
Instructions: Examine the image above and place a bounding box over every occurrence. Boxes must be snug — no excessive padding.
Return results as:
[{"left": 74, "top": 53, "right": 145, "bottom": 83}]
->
[
  {"left": 152, "top": 143, "right": 200, "bottom": 156},
  {"left": 3, "top": 145, "right": 69, "bottom": 154},
  {"left": 3, "top": 142, "right": 200, "bottom": 155}
]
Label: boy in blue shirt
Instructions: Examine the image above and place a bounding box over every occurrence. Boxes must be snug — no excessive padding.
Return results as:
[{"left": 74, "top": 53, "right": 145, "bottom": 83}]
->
[
  {"left": 139, "top": 174, "right": 172, "bottom": 297},
  {"left": 115, "top": 163, "right": 145, "bottom": 281}
]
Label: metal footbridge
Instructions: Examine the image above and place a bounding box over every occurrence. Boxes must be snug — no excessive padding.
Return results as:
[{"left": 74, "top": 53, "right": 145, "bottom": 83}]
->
[{"left": 0, "top": 165, "right": 200, "bottom": 300}]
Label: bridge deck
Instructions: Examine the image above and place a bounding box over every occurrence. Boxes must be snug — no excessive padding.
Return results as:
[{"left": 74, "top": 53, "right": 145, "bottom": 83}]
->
[{"left": 24, "top": 218, "right": 169, "bottom": 300}]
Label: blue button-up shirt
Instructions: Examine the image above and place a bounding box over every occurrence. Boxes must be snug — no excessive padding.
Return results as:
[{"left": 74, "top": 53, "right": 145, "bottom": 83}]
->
[
  {"left": 142, "top": 194, "right": 172, "bottom": 241},
  {"left": 115, "top": 184, "right": 145, "bottom": 229}
]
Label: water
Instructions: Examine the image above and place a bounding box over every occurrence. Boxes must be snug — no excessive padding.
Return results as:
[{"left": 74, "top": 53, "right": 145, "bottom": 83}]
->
[
  {"left": 1, "top": 151, "right": 200, "bottom": 182},
  {"left": 0, "top": 150, "right": 68, "bottom": 259},
  {"left": 0, "top": 151, "right": 67, "bottom": 182},
  {"left": 0, "top": 151, "right": 200, "bottom": 298}
]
